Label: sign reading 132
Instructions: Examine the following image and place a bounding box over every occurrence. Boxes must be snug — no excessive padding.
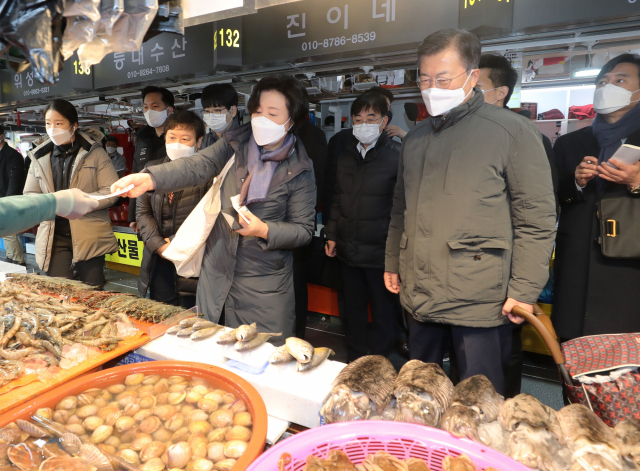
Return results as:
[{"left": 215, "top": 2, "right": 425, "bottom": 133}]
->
[
  {"left": 464, "top": 0, "right": 510, "bottom": 8},
  {"left": 215, "top": 28, "right": 240, "bottom": 49},
  {"left": 73, "top": 60, "right": 91, "bottom": 75}
]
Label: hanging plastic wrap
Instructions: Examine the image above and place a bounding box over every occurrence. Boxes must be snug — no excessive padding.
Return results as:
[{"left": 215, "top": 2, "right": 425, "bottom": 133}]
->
[
  {"left": 63, "top": 0, "right": 101, "bottom": 21},
  {"left": 98, "top": 0, "right": 125, "bottom": 36},
  {"left": 144, "top": 0, "right": 183, "bottom": 41},
  {"left": 60, "top": 0, "right": 101, "bottom": 60},
  {"left": 0, "top": 0, "right": 64, "bottom": 84},
  {"left": 77, "top": 0, "right": 158, "bottom": 68}
]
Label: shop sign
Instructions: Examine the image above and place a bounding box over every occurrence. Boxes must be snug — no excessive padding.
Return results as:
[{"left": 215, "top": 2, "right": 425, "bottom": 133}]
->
[
  {"left": 105, "top": 232, "right": 144, "bottom": 267},
  {"left": 93, "top": 20, "right": 242, "bottom": 89},
  {"left": 505, "top": 51, "right": 522, "bottom": 108},
  {"left": 0, "top": 53, "right": 93, "bottom": 106},
  {"left": 459, "top": 0, "right": 514, "bottom": 33},
  {"left": 513, "top": 0, "right": 640, "bottom": 29},
  {"left": 242, "top": 0, "right": 458, "bottom": 65}
]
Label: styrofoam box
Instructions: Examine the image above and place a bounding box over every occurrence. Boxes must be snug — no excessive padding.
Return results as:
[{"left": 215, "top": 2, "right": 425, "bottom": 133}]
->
[
  {"left": 136, "top": 328, "right": 345, "bottom": 428},
  {"left": 25, "top": 243, "right": 36, "bottom": 255}
]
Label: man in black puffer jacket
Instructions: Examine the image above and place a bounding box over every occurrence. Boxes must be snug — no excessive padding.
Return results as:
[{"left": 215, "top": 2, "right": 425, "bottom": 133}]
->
[
  {"left": 137, "top": 111, "right": 211, "bottom": 307},
  {"left": 325, "top": 93, "right": 401, "bottom": 361}
]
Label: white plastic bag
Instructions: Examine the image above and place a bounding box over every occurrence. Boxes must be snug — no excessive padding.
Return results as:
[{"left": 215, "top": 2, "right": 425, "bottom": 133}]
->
[{"left": 162, "top": 155, "right": 235, "bottom": 278}]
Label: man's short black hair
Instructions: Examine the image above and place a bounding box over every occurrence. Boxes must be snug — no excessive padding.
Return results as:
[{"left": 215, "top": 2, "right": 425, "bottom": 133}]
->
[
  {"left": 0, "top": 125, "right": 5, "bottom": 135},
  {"left": 479, "top": 54, "right": 519, "bottom": 107},
  {"left": 105, "top": 136, "right": 119, "bottom": 146},
  {"left": 164, "top": 110, "right": 206, "bottom": 141},
  {"left": 141, "top": 86, "right": 175, "bottom": 108},
  {"left": 201, "top": 83, "right": 239, "bottom": 110},
  {"left": 351, "top": 92, "right": 389, "bottom": 118},
  {"left": 417, "top": 29, "right": 481, "bottom": 71},
  {"left": 596, "top": 53, "right": 640, "bottom": 85},
  {"left": 246, "top": 75, "right": 309, "bottom": 131},
  {"left": 368, "top": 86, "right": 394, "bottom": 103}
]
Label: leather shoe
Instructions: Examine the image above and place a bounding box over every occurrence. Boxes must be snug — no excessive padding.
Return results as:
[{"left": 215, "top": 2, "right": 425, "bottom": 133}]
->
[
  {"left": 6, "top": 258, "right": 26, "bottom": 267},
  {"left": 395, "top": 339, "right": 410, "bottom": 359}
]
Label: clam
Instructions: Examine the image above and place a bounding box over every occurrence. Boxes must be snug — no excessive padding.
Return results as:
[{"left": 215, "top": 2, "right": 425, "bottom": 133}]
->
[
  {"left": 207, "top": 442, "right": 225, "bottom": 462},
  {"left": 79, "top": 444, "right": 114, "bottom": 471},
  {"left": 35, "top": 408, "right": 53, "bottom": 420},
  {"left": 123, "top": 403, "right": 140, "bottom": 417},
  {"left": 226, "top": 425, "right": 252, "bottom": 442},
  {"left": 93, "top": 397, "right": 109, "bottom": 408},
  {"left": 115, "top": 416, "right": 136, "bottom": 433},
  {"left": 186, "top": 391, "right": 203, "bottom": 404},
  {"left": 204, "top": 392, "right": 223, "bottom": 404},
  {"left": 142, "top": 375, "right": 162, "bottom": 385},
  {"left": 104, "top": 436, "right": 121, "bottom": 448},
  {"left": 65, "top": 424, "right": 86, "bottom": 435},
  {"left": 224, "top": 440, "right": 248, "bottom": 459},
  {"left": 187, "top": 458, "right": 215, "bottom": 471},
  {"left": 209, "top": 410, "right": 234, "bottom": 428},
  {"left": 52, "top": 410, "right": 70, "bottom": 425},
  {"left": 171, "top": 427, "right": 190, "bottom": 443},
  {"left": 84, "top": 388, "right": 102, "bottom": 397},
  {"left": 153, "top": 379, "right": 169, "bottom": 394},
  {"left": 8, "top": 443, "right": 42, "bottom": 470},
  {"left": 140, "top": 441, "right": 166, "bottom": 462},
  {"left": 16, "top": 419, "right": 49, "bottom": 438},
  {"left": 0, "top": 424, "right": 23, "bottom": 445},
  {"left": 233, "top": 412, "right": 252, "bottom": 427},
  {"left": 103, "top": 409, "right": 121, "bottom": 427},
  {"left": 166, "top": 413, "right": 185, "bottom": 431},
  {"left": 138, "top": 386, "right": 155, "bottom": 398},
  {"left": 189, "top": 421, "right": 212, "bottom": 435},
  {"left": 120, "top": 429, "right": 138, "bottom": 444},
  {"left": 153, "top": 405, "right": 176, "bottom": 421},
  {"left": 77, "top": 405, "right": 100, "bottom": 419},
  {"left": 230, "top": 400, "right": 247, "bottom": 413},
  {"left": 83, "top": 416, "right": 105, "bottom": 432},
  {"left": 167, "top": 442, "right": 192, "bottom": 469},
  {"left": 60, "top": 432, "right": 83, "bottom": 454},
  {"left": 188, "top": 409, "right": 209, "bottom": 424},
  {"left": 139, "top": 416, "right": 162, "bottom": 435},
  {"left": 77, "top": 393, "right": 95, "bottom": 407},
  {"left": 222, "top": 393, "right": 236, "bottom": 405},
  {"left": 97, "top": 407, "right": 119, "bottom": 422},
  {"left": 139, "top": 396, "right": 157, "bottom": 409},
  {"left": 125, "top": 373, "right": 145, "bottom": 387},
  {"left": 152, "top": 426, "right": 172, "bottom": 443},
  {"left": 168, "top": 376, "right": 186, "bottom": 385},
  {"left": 42, "top": 443, "right": 70, "bottom": 460},
  {"left": 207, "top": 427, "right": 229, "bottom": 442},
  {"left": 0, "top": 443, "right": 11, "bottom": 466},
  {"left": 98, "top": 444, "right": 116, "bottom": 455},
  {"left": 197, "top": 399, "right": 218, "bottom": 413},
  {"left": 118, "top": 395, "right": 137, "bottom": 409},
  {"left": 107, "top": 384, "right": 126, "bottom": 394},
  {"left": 97, "top": 390, "right": 113, "bottom": 402},
  {"left": 56, "top": 395, "right": 78, "bottom": 410},
  {"left": 192, "top": 385, "right": 209, "bottom": 396},
  {"left": 181, "top": 404, "right": 196, "bottom": 416},
  {"left": 133, "top": 409, "right": 153, "bottom": 422},
  {"left": 40, "top": 456, "right": 95, "bottom": 471},
  {"left": 190, "top": 434, "right": 208, "bottom": 459},
  {"left": 67, "top": 414, "right": 83, "bottom": 425},
  {"left": 168, "top": 391, "right": 187, "bottom": 405},
  {"left": 156, "top": 393, "right": 170, "bottom": 405},
  {"left": 131, "top": 434, "right": 154, "bottom": 451},
  {"left": 214, "top": 459, "right": 237, "bottom": 470},
  {"left": 116, "top": 449, "right": 141, "bottom": 465},
  {"left": 141, "top": 457, "right": 166, "bottom": 471},
  {"left": 90, "top": 425, "right": 114, "bottom": 444},
  {"left": 169, "top": 383, "right": 188, "bottom": 394}
]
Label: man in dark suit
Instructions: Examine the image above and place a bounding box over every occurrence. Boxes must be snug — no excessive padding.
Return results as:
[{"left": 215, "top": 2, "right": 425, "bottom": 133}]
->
[{"left": 0, "top": 125, "right": 26, "bottom": 265}]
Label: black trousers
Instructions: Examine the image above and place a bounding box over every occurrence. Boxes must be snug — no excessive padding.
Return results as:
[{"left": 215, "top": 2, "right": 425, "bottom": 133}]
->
[
  {"left": 408, "top": 316, "right": 513, "bottom": 396},
  {"left": 149, "top": 255, "right": 179, "bottom": 306},
  {"left": 47, "top": 233, "right": 105, "bottom": 289},
  {"left": 504, "top": 324, "right": 524, "bottom": 398},
  {"left": 340, "top": 263, "right": 399, "bottom": 362},
  {"left": 293, "top": 254, "right": 310, "bottom": 339}
]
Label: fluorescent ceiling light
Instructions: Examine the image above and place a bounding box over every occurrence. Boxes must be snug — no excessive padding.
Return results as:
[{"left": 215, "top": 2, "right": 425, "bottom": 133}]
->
[{"left": 573, "top": 68, "right": 601, "bottom": 78}]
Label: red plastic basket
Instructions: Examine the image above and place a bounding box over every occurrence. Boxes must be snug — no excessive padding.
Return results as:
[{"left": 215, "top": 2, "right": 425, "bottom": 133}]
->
[{"left": 248, "top": 421, "right": 528, "bottom": 471}]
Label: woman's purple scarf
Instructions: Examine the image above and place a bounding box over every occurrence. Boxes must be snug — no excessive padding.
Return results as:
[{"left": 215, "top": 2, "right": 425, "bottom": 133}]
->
[{"left": 241, "top": 133, "right": 296, "bottom": 205}]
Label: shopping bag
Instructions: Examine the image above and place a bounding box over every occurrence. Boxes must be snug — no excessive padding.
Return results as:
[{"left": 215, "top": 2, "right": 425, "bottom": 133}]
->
[{"left": 162, "top": 154, "right": 235, "bottom": 278}]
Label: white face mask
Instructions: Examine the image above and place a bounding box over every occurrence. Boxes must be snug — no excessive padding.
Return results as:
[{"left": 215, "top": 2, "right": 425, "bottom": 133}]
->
[
  {"left": 421, "top": 72, "right": 473, "bottom": 116},
  {"left": 353, "top": 123, "right": 382, "bottom": 145},
  {"left": 106, "top": 146, "right": 117, "bottom": 154},
  {"left": 47, "top": 125, "right": 75, "bottom": 146},
  {"left": 251, "top": 116, "right": 290, "bottom": 146},
  {"left": 204, "top": 112, "right": 230, "bottom": 132},
  {"left": 166, "top": 142, "right": 195, "bottom": 160},
  {"left": 593, "top": 83, "right": 640, "bottom": 114},
  {"left": 481, "top": 87, "right": 500, "bottom": 105},
  {"left": 144, "top": 108, "right": 169, "bottom": 128}
]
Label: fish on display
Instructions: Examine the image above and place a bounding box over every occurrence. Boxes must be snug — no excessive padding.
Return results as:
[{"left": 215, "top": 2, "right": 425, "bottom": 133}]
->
[
  {"left": 190, "top": 325, "right": 223, "bottom": 340},
  {"left": 557, "top": 404, "right": 622, "bottom": 471},
  {"left": 176, "top": 327, "right": 196, "bottom": 338},
  {"left": 441, "top": 375, "right": 504, "bottom": 441},
  {"left": 320, "top": 355, "right": 397, "bottom": 423},
  {"left": 296, "top": 347, "right": 334, "bottom": 373},
  {"left": 192, "top": 320, "right": 219, "bottom": 330},
  {"left": 216, "top": 328, "right": 240, "bottom": 345},
  {"left": 179, "top": 317, "right": 200, "bottom": 328},
  {"left": 166, "top": 324, "right": 182, "bottom": 335},
  {"left": 393, "top": 360, "right": 453, "bottom": 427},
  {"left": 285, "top": 337, "right": 314, "bottom": 364},
  {"left": 236, "top": 323, "right": 258, "bottom": 342},
  {"left": 234, "top": 332, "right": 281, "bottom": 352},
  {"left": 615, "top": 417, "right": 640, "bottom": 469},
  {"left": 269, "top": 345, "right": 295, "bottom": 364}
]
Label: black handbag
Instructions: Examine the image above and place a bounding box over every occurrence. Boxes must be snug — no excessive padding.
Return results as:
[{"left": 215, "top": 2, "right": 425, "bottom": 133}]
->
[{"left": 596, "top": 194, "right": 640, "bottom": 259}]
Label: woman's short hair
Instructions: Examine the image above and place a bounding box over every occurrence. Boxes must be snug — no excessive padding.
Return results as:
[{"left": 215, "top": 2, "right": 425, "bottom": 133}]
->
[
  {"left": 164, "top": 110, "right": 206, "bottom": 141},
  {"left": 246, "top": 75, "right": 309, "bottom": 131},
  {"left": 45, "top": 99, "right": 79, "bottom": 126}
]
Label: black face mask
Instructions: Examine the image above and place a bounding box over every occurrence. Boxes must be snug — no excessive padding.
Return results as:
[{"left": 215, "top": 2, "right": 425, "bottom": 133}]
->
[{"left": 386, "top": 110, "right": 393, "bottom": 125}]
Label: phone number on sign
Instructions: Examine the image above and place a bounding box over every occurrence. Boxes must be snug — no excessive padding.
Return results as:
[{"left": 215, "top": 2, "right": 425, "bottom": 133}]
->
[
  {"left": 127, "top": 65, "right": 170, "bottom": 79},
  {"left": 302, "top": 32, "right": 376, "bottom": 51},
  {"left": 23, "top": 87, "right": 50, "bottom": 96}
]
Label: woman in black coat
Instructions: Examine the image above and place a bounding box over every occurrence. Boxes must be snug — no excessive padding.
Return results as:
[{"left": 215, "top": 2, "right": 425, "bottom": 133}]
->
[{"left": 553, "top": 54, "right": 640, "bottom": 340}]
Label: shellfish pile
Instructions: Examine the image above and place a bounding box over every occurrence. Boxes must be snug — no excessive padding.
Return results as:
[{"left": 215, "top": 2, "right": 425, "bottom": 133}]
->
[{"left": 44, "top": 372, "right": 254, "bottom": 471}]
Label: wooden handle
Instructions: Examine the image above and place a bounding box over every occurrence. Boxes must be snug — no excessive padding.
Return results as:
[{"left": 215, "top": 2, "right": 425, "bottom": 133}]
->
[{"left": 511, "top": 305, "right": 574, "bottom": 386}]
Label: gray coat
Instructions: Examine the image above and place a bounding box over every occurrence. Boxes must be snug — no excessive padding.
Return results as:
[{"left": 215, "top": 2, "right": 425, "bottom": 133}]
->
[
  {"left": 385, "top": 90, "right": 556, "bottom": 328},
  {"left": 145, "top": 123, "right": 316, "bottom": 339}
]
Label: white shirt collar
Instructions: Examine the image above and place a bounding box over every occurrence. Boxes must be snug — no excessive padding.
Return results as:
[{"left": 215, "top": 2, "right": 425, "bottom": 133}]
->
[{"left": 356, "top": 138, "right": 378, "bottom": 158}]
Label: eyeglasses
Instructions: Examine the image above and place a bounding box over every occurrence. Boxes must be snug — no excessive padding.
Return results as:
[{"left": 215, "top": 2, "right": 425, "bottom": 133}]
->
[
  {"left": 202, "top": 108, "right": 228, "bottom": 116},
  {"left": 417, "top": 70, "right": 471, "bottom": 89},
  {"left": 353, "top": 116, "right": 384, "bottom": 125}
]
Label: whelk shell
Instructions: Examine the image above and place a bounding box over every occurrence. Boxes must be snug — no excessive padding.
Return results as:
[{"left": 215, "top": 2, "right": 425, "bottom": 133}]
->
[
  {"left": 90, "top": 425, "right": 114, "bottom": 444},
  {"left": 167, "top": 442, "right": 191, "bottom": 469}
]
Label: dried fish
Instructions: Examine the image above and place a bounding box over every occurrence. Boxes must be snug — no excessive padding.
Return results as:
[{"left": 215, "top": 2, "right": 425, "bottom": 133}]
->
[
  {"left": 236, "top": 323, "right": 258, "bottom": 341},
  {"left": 296, "top": 348, "right": 334, "bottom": 373},
  {"left": 285, "top": 337, "right": 314, "bottom": 364},
  {"left": 234, "top": 332, "right": 281, "bottom": 351},
  {"left": 191, "top": 326, "right": 223, "bottom": 340},
  {"left": 269, "top": 345, "right": 295, "bottom": 365},
  {"left": 216, "top": 328, "right": 240, "bottom": 345}
]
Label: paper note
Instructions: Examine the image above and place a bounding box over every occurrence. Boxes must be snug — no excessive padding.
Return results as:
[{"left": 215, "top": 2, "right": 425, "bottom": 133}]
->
[
  {"left": 90, "top": 184, "right": 134, "bottom": 200},
  {"left": 230, "top": 194, "right": 252, "bottom": 224}
]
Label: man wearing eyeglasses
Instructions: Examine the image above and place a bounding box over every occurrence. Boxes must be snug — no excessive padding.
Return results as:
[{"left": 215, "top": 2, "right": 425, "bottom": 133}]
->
[
  {"left": 384, "top": 29, "right": 556, "bottom": 394},
  {"left": 200, "top": 83, "right": 239, "bottom": 149}
]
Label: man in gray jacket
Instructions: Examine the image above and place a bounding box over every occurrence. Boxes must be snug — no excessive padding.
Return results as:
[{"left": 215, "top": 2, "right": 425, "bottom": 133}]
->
[{"left": 384, "top": 29, "right": 556, "bottom": 394}]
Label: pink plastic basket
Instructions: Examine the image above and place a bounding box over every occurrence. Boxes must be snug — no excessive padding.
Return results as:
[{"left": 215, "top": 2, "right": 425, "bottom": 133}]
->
[{"left": 248, "top": 421, "right": 528, "bottom": 471}]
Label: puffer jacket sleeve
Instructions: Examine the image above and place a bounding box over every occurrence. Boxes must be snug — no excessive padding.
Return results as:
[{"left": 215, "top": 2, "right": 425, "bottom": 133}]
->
[
  {"left": 87, "top": 148, "right": 120, "bottom": 210},
  {"left": 505, "top": 124, "right": 557, "bottom": 304},
  {"left": 257, "top": 169, "right": 316, "bottom": 251},
  {"left": 136, "top": 192, "right": 166, "bottom": 254},
  {"left": 385, "top": 141, "right": 406, "bottom": 274},
  {"left": 23, "top": 162, "right": 43, "bottom": 196}
]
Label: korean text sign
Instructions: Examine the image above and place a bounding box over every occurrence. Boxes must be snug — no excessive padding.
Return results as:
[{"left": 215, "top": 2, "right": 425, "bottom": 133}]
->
[{"left": 105, "top": 232, "right": 145, "bottom": 267}]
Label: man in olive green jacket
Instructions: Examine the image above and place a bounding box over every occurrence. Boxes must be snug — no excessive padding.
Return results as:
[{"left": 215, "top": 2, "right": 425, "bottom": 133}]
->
[{"left": 384, "top": 30, "right": 556, "bottom": 394}]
